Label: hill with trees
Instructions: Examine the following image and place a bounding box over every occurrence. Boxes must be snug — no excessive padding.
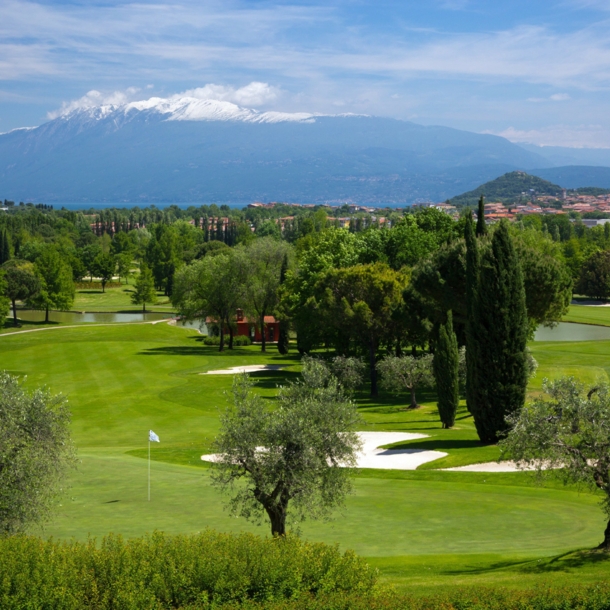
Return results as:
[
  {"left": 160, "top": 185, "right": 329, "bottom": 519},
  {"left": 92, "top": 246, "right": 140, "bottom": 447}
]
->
[{"left": 450, "top": 171, "right": 564, "bottom": 207}]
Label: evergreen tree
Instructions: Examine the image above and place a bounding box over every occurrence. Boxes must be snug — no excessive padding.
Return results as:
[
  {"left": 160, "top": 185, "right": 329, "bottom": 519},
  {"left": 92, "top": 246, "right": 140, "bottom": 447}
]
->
[
  {"left": 476, "top": 195, "right": 487, "bottom": 237},
  {"left": 433, "top": 311, "right": 459, "bottom": 429},
  {"left": 277, "top": 253, "right": 290, "bottom": 355},
  {"left": 470, "top": 221, "right": 529, "bottom": 443},
  {"left": 0, "top": 228, "right": 11, "bottom": 265},
  {"left": 464, "top": 211, "right": 479, "bottom": 417}
]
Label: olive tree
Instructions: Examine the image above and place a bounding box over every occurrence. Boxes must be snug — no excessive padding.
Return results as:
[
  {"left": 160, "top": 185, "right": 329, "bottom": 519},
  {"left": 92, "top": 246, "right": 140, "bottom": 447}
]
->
[
  {"left": 211, "top": 359, "right": 362, "bottom": 536},
  {"left": 501, "top": 377, "right": 610, "bottom": 550},
  {"left": 377, "top": 354, "right": 434, "bottom": 409},
  {"left": 0, "top": 372, "right": 76, "bottom": 535}
]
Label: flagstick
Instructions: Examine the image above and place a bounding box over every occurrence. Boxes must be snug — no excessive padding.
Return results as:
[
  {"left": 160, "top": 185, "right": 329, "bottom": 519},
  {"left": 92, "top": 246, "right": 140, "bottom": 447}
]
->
[{"left": 148, "top": 439, "right": 151, "bottom": 502}]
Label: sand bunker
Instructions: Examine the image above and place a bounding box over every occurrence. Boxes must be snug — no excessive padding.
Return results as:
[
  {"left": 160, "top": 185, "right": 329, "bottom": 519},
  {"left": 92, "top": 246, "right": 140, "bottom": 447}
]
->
[
  {"left": 201, "top": 431, "right": 447, "bottom": 470},
  {"left": 203, "top": 365, "right": 286, "bottom": 375},
  {"left": 444, "top": 461, "right": 545, "bottom": 472}
]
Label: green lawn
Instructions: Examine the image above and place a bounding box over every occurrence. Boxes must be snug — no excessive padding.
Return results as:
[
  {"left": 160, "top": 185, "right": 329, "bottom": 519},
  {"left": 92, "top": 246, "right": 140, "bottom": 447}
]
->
[
  {"left": 563, "top": 304, "right": 610, "bottom": 327},
  {"left": 3, "top": 322, "right": 610, "bottom": 592},
  {"left": 72, "top": 281, "right": 174, "bottom": 312}
]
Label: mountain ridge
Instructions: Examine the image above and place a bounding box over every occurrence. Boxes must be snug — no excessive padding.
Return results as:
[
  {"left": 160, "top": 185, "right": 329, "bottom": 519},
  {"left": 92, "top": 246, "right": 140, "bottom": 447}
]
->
[{"left": 0, "top": 99, "right": 591, "bottom": 204}]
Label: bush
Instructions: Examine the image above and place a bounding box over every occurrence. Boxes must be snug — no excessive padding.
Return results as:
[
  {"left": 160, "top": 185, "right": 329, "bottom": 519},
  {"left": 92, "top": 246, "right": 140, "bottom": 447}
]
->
[
  {"left": 204, "top": 335, "right": 251, "bottom": 346},
  {"left": 214, "top": 583, "right": 610, "bottom": 609},
  {"left": 0, "top": 531, "right": 375, "bottom": 609}
]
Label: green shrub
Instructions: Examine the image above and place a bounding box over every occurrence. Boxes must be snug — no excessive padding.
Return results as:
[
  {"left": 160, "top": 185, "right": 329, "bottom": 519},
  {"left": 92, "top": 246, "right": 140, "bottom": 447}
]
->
[
  {"left": 0, "top": 531, "right": 375, "bottom": 609},
  {"left": 204, "top": 335, "right": 251, "bottom": 346}
]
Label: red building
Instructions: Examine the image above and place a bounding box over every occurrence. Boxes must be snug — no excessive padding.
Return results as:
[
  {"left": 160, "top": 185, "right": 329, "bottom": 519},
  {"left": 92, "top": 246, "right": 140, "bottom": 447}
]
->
[{"left": 208, "top": 309, "right": 280, "bottom": 343}]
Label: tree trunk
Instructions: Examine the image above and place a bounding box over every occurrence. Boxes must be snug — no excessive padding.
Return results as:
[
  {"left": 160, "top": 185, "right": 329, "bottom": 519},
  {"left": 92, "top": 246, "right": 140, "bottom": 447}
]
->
[
  {"left": 142, "top": 302, "right": 146, "bottom": 313},
  {"left": 45, "top": 305, "right": 49, "bottom": 323},
  {"left": 598, "top": 519, "right": 610, "bottom": 550},
  {"left": 219, "top": 325, "right": 225, "bottom": 352},
  {"left": 260, "top": 312, "right": 266, "bottom": 353},
  {"left": 369, "top": 341, "right": 378, "bottom": 398},
  {"left": 11, "top": 299, "right": 18, "bottom": 326},
  {"left": 410, "top": 387, "right": 417, "bottom": 409},
  {"left": 265, "top": 505, "right": 287, "bottom": 537},
  {"left": 102, "top": 281, "right": 106, "bottom": 293}
]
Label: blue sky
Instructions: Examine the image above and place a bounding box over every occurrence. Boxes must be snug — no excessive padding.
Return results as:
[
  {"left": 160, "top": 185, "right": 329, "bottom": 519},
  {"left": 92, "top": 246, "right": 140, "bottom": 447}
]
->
[{"left": 1, "top": 0, "right": 610, "bottom": 147}]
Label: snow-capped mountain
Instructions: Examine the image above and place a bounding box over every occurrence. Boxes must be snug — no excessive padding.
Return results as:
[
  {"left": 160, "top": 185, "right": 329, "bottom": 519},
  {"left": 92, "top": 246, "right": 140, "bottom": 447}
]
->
[
  {"left": 57, "top": 97, "right": 320, "bottom": 126},
  {"left": 0, "top": 97, "right": 557, "bottom": 203}
]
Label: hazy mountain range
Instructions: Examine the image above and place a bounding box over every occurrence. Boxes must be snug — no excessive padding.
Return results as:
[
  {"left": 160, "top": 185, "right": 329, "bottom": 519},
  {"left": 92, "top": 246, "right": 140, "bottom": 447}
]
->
[{"left": 1, "top": 96, "right": 609, "bottom": 204}]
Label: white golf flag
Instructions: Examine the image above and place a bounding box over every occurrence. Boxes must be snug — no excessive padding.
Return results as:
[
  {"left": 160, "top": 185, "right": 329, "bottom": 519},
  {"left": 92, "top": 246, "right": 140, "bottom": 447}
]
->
[{"left": 149, "top": 430, "right": 160, "bottom": 443}]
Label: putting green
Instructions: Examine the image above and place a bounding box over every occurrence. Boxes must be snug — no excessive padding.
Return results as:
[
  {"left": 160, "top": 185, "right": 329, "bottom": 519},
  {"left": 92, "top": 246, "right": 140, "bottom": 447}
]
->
[{"left": 46, "top": 451, "right": 603, "bottom": 558}]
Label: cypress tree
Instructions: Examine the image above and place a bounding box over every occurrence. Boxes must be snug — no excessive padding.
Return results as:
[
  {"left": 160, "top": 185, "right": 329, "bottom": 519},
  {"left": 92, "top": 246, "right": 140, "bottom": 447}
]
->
[
  {"left": 277, "top": 253, "right": 290, "bottom": 355},
  {"left": 0, "top": 228, "right": 10, "bottom": 265},
  {"left": 470, "top": 221, "right": 529, "bottom": 443},
  {"left": 464, "top": 211, "right": 479, "bottom": 417},
  {"left": 476, "top": 195, "right": 487, "bottom": 237},
  {"left": 433, "top": 311, "right": 459, "bottom": 429}
]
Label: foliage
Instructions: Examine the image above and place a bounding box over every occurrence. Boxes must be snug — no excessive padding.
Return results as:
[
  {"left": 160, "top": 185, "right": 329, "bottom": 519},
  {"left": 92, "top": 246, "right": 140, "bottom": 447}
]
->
[
  {"left": 91, "top": 252, "right": 116, "bottom": 292},
  {"left": 30, "top": 246, "right": 75, "bottom": 322},
  {"left": 467, "top": 221, "right": 529, "bottom": 444},
  {"left": 0, "top": 372, "right": 75, "bottom": 535},
  {"left": 172, "top": 252, "right": 245, "bottom": 351},
  {"left": 577, "top": 250, "right": 610, "bottom": 300},
  {"left": 377, "top": 354, "right": 434, "bottom": 409},
  {"left": 277, "top": 253, "right": 290, "bottom": 355},
  {"left": 0, "top": 271, "right": 8, "bottom": 328},
  {"left": 313, "top": 263, "right": 407, "bottom": 396},
  {"left": 502, "top": 376, "right": 610, "bottom": 549},
  {"left": 450, "top": 171, "right": 563, "bottom": 207},
  {"left": 0, "top": 531, "right": 376, "bottom": 608},
  {"left": 130, "top": 264, "right": 157, "bottom": 311},
  {"left": 329, "top": 356, "right": 366, "bottom": 392},
  {"left": 433, "top": 312, "right": 459, "bottom": 428},
  {"left": 115, "top": 251, "right": 132, "bottom": 284},
  {"left": 1, "top": 261, "right": 40, "bottom": 326},
  {"left": 237, "top": 238, "right": 292, "bottom": 353},
  {"left": 204, "top": 335, "right": 251, "bottom": 346},
  {"left": 476, "top": 195, "right": 487, "bottom": 237},
  {"left": 211, "top": 360, "right": 361, "bottom": 536}
]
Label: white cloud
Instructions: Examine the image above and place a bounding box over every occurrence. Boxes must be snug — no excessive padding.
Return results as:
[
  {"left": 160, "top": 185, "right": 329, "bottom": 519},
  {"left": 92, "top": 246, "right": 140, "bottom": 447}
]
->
[
  {"left": 527, "top": 93, "right": 571, "bottom": 102},
  {"left": 490, "top": 125, "right": 610, "bottom": 148},
  {"left": 47, "top": 87, "right": 141, "bottom": 119},
  {"left": 173, "top": 82, "right": 280, "bottom": 106}
]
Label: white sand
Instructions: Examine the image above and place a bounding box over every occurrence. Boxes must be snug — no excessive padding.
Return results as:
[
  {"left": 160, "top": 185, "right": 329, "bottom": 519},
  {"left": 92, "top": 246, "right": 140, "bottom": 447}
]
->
[
  {"left": 354, "top": 432, "right": 447, "bottom": 470},
  {"left": 203, "top": 365, "right": 286, "bottom": 375},
  {"left": 444, "top": 461, "right": 539, "bottom": 472},
  {"left": 201, "top": 431, "right": 447, "bottom": 470}
]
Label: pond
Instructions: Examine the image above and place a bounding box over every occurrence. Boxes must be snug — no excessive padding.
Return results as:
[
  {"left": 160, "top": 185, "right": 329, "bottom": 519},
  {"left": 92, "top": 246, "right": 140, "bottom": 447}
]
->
[
  {"left": 11, "top": 308, "right": 172, "bottom": 324},
  {"left": 534, "top": 322, "right": 610, "bottom": 342},
  {"left": 175, "top": 318, "right": 209, "bottom": 334}
]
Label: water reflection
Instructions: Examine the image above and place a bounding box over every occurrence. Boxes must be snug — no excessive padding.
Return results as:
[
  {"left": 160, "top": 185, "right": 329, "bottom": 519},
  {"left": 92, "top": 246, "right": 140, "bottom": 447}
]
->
[
  {"left": 534, "top": 322, "right": 610, "bottom": 342},
  {"left": 11, "top": 308, "right": 171, "bottom": 324}
]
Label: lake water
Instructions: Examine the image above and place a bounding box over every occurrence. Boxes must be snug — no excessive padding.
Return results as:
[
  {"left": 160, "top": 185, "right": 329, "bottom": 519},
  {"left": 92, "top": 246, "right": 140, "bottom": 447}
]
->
[
  {"left": 534, "top": 322, "right": 610, "bottom": 342},
  {"left": 11, "top": 309, "right": 171, "bottom": 324}
]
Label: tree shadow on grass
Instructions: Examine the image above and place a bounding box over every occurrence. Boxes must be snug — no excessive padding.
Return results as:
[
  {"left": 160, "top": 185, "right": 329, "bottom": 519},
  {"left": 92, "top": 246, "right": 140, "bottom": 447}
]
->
[
  {"left": 250, "top": 370, "right": 301, "bottom": 393},
  {"left": 387, "top": 438, "right": 489, "bottom": 451},
  {"left": 442, "top": 549, "right": 610, "bottom": 576},
  {"left": 3, "top": 319, "right": 60, "bottom": 330}
]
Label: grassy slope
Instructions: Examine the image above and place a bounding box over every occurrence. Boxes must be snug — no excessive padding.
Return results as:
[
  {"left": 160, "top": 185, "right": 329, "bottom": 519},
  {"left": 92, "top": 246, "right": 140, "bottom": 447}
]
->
[{"left": 3, "top": 323, "right": 610, "bottom": 592}]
